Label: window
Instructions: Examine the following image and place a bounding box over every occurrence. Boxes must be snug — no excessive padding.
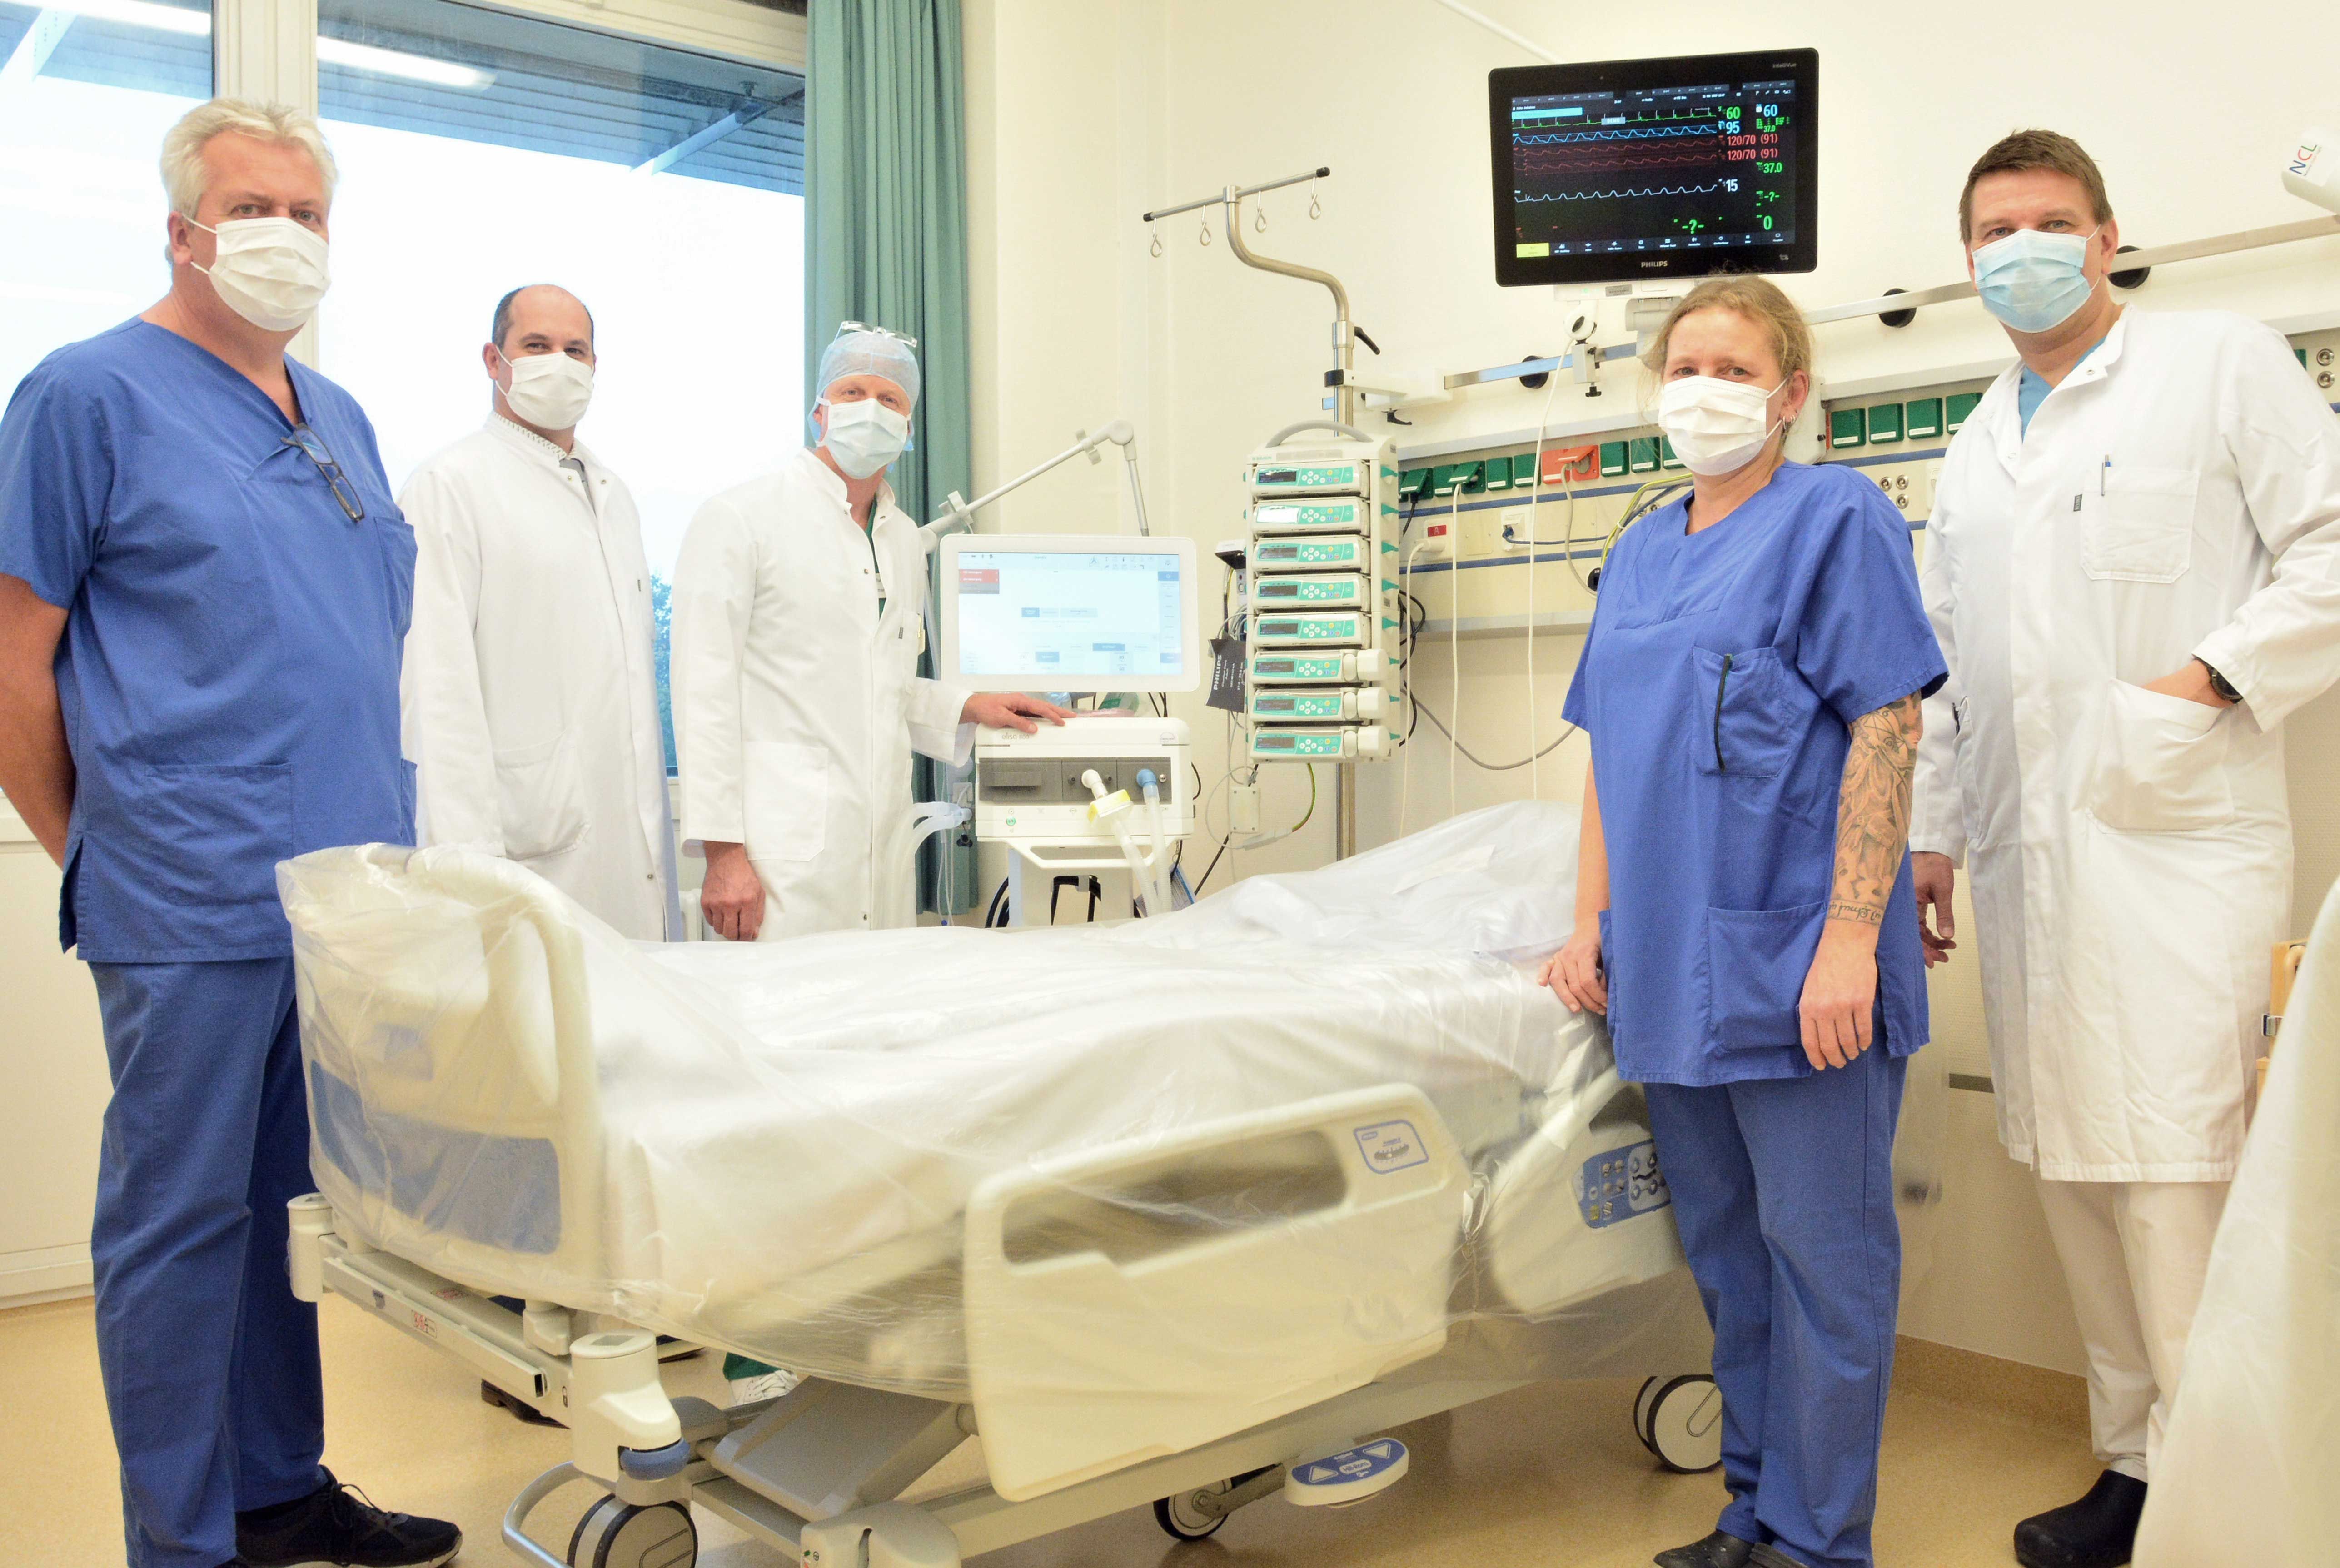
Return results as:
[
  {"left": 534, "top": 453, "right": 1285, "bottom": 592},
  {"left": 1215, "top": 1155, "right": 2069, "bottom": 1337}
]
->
[
  {"left": 314, "top": 0, "right": 806, "bottom": 768},
  {"left": 0, "top": 0, "right": 213, "bottom": 397}
]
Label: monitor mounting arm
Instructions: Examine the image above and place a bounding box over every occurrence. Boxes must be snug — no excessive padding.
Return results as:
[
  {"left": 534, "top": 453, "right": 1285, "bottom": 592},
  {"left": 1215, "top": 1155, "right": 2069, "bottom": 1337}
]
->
[{"left": 920, "top": 420, "right": 1151, "bottom": 553}]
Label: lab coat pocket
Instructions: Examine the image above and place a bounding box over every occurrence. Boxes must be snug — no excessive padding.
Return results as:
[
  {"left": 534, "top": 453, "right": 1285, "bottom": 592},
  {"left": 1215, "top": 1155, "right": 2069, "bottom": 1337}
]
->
[
  {"left": 494, "top": 734, "right": 588, "bottom": 861},
  {"left": 1706, "top": 900, "right": 1829, "bottom": 1051},
  {"left": 743, "top": 740, "right": 828, "bottom": 865},
  {"left": 1693, "top": 647, "right": 1793, "bottom": 780},
  {"left": 2087, "top": 681, "right": 2233, "bottom": 833},
  {"left": 2082, "top": 467, "right": 2197, "bottom": 583}
]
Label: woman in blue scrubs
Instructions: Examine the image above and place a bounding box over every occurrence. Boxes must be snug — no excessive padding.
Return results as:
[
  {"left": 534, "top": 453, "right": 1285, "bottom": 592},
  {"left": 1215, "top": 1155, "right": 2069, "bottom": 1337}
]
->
[{"left": 1543, "top": 276, "right": 1947, "bottom": 1568}]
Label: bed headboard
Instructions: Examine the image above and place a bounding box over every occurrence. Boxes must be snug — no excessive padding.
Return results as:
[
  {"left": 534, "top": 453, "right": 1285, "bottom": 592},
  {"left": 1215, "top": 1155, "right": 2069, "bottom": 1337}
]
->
[{"left": 280, "top": 844, "right": 610, "bottom": 1291}]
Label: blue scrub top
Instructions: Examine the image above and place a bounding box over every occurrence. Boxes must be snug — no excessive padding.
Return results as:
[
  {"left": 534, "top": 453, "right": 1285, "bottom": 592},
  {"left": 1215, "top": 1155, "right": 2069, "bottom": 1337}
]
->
[
  {"left": 0, "top": 319, "right": 415, "bottom": 963},
  {"left": 1562, "top": 463, "right": 1947, "bottom": 1086}
]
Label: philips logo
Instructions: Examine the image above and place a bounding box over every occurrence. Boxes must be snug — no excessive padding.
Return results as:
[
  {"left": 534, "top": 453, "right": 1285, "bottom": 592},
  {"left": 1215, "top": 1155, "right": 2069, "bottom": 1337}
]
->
[{"left": 1641, "top": 259, "right": 1670, "bottom": 269}]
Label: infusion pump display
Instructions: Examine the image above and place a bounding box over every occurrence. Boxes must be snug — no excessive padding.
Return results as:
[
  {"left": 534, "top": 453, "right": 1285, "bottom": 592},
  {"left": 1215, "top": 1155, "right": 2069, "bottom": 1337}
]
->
[{"left": 1490, "top": 48, "right": 1818, "bottom": 286}]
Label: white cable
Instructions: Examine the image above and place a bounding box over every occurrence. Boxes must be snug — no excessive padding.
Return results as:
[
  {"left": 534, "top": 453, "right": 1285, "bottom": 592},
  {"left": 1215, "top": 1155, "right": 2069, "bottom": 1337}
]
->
[
  {"left": 1448, "top": 483, "right": 1462, "bottom": 820},
  {"left": 1520, "top": 368, "right": 1565, "bottom": 801},
  {"left": 1398, "top": 535, "right": 1429, "bottom": 841}
]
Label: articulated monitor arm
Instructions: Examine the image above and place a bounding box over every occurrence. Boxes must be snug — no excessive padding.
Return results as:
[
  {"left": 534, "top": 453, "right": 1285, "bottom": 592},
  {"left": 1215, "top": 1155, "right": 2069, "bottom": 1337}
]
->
[{"left": 921, "top": 420, "right": 1150, "bottom": 552}]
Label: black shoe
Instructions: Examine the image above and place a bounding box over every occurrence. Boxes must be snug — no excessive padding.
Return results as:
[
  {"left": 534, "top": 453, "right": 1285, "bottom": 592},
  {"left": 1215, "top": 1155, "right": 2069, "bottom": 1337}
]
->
[
  {"left": 1655, "top": 1531, "right": 1756, "bottom": 1568},
  {"left": 2014, "top": 1470, "right": 2147, "bottom": 1568},
  {"left": 480, "top": 1377, "right": 563, "bottom": 1426},
  {"left": 237, "top": 1470, "right": 461, "bottom": 1568},
  {"left": 1749, "top": 1546, "right": 1814, "bottom": 1568}
]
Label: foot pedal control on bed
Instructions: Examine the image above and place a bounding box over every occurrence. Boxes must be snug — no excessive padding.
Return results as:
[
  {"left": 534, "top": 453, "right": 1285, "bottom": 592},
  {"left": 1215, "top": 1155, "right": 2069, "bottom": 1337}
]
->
[{"left": 1282, "top": 1437, "right": 1408, "bottom": 1508}]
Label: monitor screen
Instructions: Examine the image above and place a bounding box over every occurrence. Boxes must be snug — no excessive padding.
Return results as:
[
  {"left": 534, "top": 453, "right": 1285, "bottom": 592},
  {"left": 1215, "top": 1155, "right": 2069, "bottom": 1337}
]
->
[
  {"left": 941, "top": 537, "right": 1199, "bottom": 693},
  {"left": 1490, "top": 49, "right": 1818, "bottom": 287}
]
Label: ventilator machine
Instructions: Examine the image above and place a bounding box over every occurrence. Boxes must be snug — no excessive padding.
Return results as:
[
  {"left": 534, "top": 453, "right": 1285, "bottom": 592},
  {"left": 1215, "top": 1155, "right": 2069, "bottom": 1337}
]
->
[{"left": 937, "top": 533, "right": 1198, "bottom": 920}]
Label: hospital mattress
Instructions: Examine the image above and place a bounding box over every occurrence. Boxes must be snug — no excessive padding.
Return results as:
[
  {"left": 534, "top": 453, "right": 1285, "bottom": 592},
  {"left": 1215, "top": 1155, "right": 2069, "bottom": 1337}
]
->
[{"left": 281, "top": 803, "right": 1697, "bottom": 1438}]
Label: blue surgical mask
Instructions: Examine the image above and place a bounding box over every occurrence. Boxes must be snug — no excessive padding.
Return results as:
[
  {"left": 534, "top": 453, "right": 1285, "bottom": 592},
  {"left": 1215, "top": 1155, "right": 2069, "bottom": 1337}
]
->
[{"left": 1972, "top": 227, "right": 2099, "bottom": 333}]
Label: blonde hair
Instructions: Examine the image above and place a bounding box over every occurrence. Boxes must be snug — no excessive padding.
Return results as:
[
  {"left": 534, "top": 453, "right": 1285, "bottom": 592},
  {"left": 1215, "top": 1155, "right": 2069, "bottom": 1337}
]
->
[
  {"left": 160, "top": 98, "right": 338, "bottom": 219},
  {"left": 1639, "top": 274, "right": 1815, "bottom": 388}
]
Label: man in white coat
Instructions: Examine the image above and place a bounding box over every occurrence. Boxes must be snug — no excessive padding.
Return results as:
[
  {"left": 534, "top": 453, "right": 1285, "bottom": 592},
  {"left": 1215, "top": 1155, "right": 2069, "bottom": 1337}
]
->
[
  {"left": 400, "top": 283, "right": 682, "bottom": 941},
  {"left": 1911, "top": 130, "right": 2340, "bottom": 1568},
  {"left": 673, "top": 323, "right": 1063, "bottom": 943}
]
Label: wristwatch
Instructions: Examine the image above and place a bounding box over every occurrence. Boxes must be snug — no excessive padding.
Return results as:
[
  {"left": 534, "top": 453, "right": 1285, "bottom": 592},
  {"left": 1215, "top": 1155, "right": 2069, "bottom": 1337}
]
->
[{"left": 2196, "top": 659, "right": 2242, "bottom": 705}]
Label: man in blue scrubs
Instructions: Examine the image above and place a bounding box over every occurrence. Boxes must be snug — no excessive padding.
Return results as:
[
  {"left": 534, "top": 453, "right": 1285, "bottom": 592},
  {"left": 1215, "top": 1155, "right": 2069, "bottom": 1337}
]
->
[{"left": 0, "top": 100, "right": 458, "bottom": 1568}]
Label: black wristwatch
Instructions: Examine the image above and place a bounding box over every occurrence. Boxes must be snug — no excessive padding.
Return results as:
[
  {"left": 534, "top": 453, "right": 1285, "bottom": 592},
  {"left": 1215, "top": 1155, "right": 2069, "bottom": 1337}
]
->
[{"left": 2196, "top": 659, "right": 2241, "bottom": 705}]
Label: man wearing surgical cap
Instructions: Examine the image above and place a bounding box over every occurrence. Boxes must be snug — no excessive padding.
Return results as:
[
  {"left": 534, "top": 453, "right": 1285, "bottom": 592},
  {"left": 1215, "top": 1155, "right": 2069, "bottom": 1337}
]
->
[{"left": 671, "top": 323, "right": 1068, "bottom": 948}]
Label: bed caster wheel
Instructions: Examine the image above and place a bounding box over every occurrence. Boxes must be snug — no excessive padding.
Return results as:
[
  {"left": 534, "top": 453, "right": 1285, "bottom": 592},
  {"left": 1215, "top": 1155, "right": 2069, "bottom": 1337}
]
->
[
  {"left": 1153, "top": 1485, "right": 1231, "bottom": 1541},
  {"left": 1636, "top": 1374, "right": 1723, "bottom": 1474},
  {"left": 568, "top": 1495, "right": 697, "bottom": 1568}
]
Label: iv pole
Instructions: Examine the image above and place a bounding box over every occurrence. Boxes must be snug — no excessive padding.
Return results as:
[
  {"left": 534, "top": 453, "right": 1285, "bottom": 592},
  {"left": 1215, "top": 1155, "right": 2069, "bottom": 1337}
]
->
[{"left": 1141, "top": 165, "right": 1365, "bottom": 861}]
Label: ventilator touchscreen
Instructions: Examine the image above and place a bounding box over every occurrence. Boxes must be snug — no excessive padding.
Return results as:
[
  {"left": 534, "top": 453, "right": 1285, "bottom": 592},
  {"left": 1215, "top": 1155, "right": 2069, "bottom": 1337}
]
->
[{"left": 941, "top": 534, "right": 1200, "bottom": 692}]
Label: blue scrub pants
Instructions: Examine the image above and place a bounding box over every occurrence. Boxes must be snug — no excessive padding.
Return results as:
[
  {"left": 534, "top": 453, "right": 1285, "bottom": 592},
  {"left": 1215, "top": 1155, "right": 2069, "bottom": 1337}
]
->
[
  {"left": 88, "top": 959, "right": 327, "bottom": 1568},
  {"left": 1644, "top": 1046, "right": 1906, "bottom": 1568}
]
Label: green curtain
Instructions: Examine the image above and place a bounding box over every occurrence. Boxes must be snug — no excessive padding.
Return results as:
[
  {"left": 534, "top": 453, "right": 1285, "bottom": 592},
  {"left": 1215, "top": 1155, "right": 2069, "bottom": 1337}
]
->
[{"left": 804, "top": 0, "right": 976, "bottom": 914}]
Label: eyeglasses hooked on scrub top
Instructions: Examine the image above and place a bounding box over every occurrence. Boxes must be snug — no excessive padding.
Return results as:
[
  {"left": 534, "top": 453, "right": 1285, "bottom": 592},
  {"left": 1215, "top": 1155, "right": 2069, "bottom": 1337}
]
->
[
  {"left": 280, "top": 423, "right": 367, "bottom": 523},
  {"left": 836, "top": 319, "right": 918, "bottom": 350}
]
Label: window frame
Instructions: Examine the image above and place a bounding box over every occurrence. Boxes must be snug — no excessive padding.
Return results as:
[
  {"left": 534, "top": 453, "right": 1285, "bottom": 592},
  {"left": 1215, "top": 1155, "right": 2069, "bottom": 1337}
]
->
[
  {"left": 214, "top": 0, "right": 802, "bottom": 117},
  {"left": 210, "top": 0, "right": 801, "bottom": 368}
]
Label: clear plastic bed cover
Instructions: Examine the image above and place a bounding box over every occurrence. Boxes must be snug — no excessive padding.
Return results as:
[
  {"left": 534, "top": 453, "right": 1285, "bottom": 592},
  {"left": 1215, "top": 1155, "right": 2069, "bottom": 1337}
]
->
[{"left": 278, "top": 802, "right": 1933, "bottom": 1492}]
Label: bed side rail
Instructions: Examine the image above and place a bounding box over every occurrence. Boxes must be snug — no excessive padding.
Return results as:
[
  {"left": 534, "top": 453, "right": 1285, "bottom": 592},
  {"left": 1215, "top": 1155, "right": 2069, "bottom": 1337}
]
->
[{"left": 961, "top": 1082, "right": 1468, "bottom": 1501}]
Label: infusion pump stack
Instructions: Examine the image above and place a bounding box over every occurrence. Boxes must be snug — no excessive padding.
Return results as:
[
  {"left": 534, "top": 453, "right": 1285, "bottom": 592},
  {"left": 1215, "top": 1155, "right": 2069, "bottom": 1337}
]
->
[{"left": 1241, "top": 431, "right": 1399, "bottom": 766}]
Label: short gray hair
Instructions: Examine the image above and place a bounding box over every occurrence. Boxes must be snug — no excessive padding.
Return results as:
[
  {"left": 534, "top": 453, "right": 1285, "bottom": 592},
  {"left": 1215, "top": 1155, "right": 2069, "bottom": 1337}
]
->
[{"left": 160, "top": 98, "right": 339, "bottom": 219}]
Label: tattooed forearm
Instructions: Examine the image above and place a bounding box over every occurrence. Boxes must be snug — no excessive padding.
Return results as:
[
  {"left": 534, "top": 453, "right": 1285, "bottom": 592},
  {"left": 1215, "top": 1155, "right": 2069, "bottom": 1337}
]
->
[{"left": 1830, "top": 692, "right": 1923, "bottom": 925}]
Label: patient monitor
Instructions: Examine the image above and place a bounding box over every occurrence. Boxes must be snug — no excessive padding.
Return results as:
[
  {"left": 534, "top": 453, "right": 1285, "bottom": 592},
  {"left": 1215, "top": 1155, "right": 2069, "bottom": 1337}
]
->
[{"left": 939, "top": 534, "right": 1197, "bottom": 919}]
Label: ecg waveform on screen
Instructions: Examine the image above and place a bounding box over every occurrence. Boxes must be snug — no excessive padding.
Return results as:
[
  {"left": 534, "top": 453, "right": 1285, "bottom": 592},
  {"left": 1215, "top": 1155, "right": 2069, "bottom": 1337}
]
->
[
  {"left": 1514, "top": 121, "right": 1719, "bottom": 145},
  {"left": 1518, "top": 184, "right": 1727, "bottom": 203}
]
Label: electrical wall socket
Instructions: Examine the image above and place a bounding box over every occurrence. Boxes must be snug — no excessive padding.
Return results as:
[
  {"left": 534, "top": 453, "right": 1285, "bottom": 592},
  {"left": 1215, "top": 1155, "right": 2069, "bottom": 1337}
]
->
[{"left": 1411, "top": 515, "right": 1455, "bottom": 562}]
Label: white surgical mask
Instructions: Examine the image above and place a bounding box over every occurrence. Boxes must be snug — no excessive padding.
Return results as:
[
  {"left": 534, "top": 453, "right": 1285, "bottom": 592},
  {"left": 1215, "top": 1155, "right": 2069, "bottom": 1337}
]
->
[
  {"left": 189, "top": 216, "right": 330, "bottom": 332},
  {"left": 1972, "top": 227, "right": 2098, "bottom": 334},
  {"left": 1656, "top": 375, "right": 1787, "bottom": 476},
  {"left": 497, "top": 348, "right": 595, "bottom": 430},
  {"left": 819, "top": 398, "right": 911, "bottom": 478}
]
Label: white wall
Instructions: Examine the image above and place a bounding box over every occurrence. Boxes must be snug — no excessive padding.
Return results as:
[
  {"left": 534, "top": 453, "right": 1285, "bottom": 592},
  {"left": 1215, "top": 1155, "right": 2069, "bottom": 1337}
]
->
[
  {"left": 962, "top": 0, "right": 2340, "bottom": 1373},
  {"left": 0, "top": 802, "right": 108, "bottom": 1305}
]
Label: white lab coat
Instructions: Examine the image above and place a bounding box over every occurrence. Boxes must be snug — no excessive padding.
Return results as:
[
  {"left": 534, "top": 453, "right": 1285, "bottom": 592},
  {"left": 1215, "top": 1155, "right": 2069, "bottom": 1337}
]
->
[
  {"left": 671, "top": 448, "right": 972, "bottom": 939},
  {"left": 399, "top": 416, "right": 682, "bottom": 941},
  {"left": 1912, "top": 310, "right": 2340, "bottom": 1180}
]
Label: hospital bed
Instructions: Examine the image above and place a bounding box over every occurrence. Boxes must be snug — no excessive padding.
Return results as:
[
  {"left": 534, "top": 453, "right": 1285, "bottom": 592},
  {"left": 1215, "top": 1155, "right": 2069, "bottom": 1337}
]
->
[{"left": 277, "top": 802, "right": 1716, "bottom": 1568}]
